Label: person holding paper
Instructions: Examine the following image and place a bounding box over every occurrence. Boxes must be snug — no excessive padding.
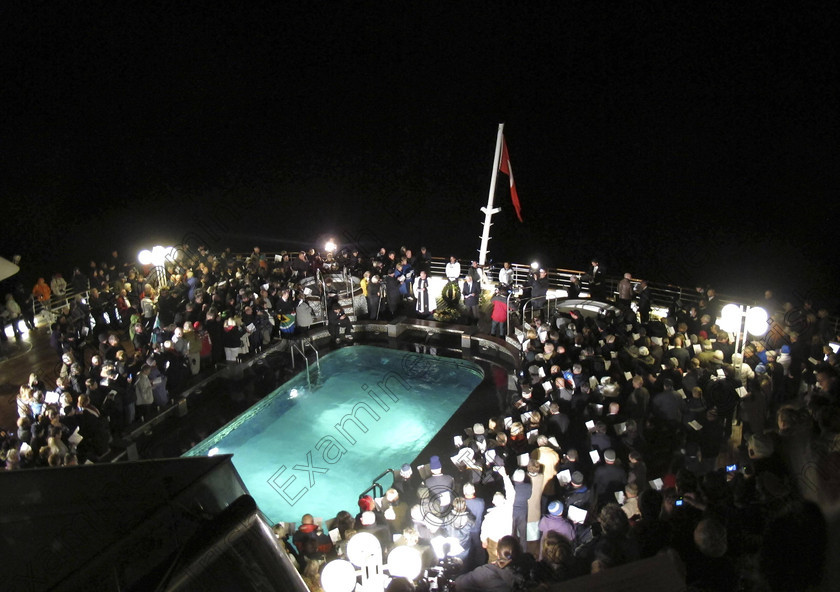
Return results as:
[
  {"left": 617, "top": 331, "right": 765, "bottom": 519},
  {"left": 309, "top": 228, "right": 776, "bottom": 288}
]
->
[
  {"left": 510, "top": 385, "right": 540, "bottom": 415},
  {"left": 424, "top": 455, "right": 455, "bottom": 515},
  {"left": 462, "top": 274, "right": 480, "bottom": 324},
  {"left": 479, "top": 466, "right": 516, "bottom": 564},
  {"left": 562, "top": 471, "right": 593, "bottom": 518},
  {"left": 704, "top": 369, "right": 740, "bottom": 441},
  {"left": 414, "top": 270, "right": 434, "bottom": 317},
  {"left": 592, "top": 449, "right": 628, "bottom": 508},
  {"left": 713, "top": 332, "right": 735, "bottom": 364},
  {"left": 542, "top": 403, "right": 568, "bottom": 444},
  {"left": 574, "top": 503, "right": 640, "bottom": 571},
  {"left": 589, "top": 422, "right": 612, "bottom": 455},
  {"left": 507, "top": 422, "right": 530, "bottom": 456},
  {"left": 444, "top": 496, "right": 476, "bottom": 563},
  {"left": 292, "top": 514, "right": 335, "bottom": 562},
  {"left": 538, "top": 501, "right": 576, "bottom": 550}
]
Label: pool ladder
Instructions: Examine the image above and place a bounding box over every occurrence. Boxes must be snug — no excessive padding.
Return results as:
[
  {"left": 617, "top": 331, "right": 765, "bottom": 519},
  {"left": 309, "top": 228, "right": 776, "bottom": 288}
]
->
[{"left": 290, "top": 337, "right": 320, "bottom": 385}]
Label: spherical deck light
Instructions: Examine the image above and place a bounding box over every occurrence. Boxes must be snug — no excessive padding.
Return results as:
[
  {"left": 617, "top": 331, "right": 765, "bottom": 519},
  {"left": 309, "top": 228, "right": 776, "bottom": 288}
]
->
[
  {"left": 387, "top": 546, "right": 422, "bottom": 580},
  {"left": 320, "top": 559, "right": 357, "bottom": 592},
  {"left": 718, "top": 303, "right": 742, "bottom": 333},
  {"left": 745, "top": 306, "right": 769, "bottom": 336},
  {"left": 346, "top": 531, "right": 381, "bottom": 567}
]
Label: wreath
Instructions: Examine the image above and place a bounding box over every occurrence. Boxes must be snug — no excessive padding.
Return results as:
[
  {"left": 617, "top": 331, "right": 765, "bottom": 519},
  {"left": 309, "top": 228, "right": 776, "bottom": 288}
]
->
[
  {"left": 434, "top": 280, "right": 463, "bottom": 322},
  {"left": 440, "top": 280, "right": 461, "bottom": 306}
]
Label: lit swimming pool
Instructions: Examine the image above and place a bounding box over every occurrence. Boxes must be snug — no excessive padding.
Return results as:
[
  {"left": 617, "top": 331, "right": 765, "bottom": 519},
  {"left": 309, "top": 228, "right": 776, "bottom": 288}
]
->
[{"left": 185, "top": 345, "right": 484, "bottom": 524}]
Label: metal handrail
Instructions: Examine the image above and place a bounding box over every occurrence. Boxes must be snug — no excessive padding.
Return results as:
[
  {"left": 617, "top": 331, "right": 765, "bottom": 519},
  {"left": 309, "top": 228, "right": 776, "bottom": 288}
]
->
[
  {"left": 230, "top": 252, "right": 839, "bottom": 338},
  {"left": 358, "top": 468, "right": 395, "bottom": 501},
  {"left": 505, "top": 291, "right": 517, "bottom": 338},
  {"left": 290, "top": 337, "right": 320, "bottom": 386}
]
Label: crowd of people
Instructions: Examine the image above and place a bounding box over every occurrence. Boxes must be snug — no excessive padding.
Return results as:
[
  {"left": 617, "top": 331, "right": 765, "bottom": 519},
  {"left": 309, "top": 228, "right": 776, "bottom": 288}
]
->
[
  {"left": 2, "top": 244, "right": 839, "bottom": 591},
  {"left": 269, "top": 260, "right": 839, "bottom": 591}
]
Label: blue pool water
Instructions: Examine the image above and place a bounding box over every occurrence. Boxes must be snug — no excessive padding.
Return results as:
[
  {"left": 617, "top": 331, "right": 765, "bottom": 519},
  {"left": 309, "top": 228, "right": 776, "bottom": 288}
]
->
[{"left": 185, "top": 345, "right": 484, "bottom": 524}]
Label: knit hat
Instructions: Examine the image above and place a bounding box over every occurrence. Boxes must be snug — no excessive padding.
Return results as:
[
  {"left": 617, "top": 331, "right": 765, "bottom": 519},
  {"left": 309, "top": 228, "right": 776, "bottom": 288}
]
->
[
  {"left": 638, "top": 346, "right": 650, "bottom": 357},
  {"left": 400, "top": 463, "right": 412, "bottom": 478},
  {"left": 755, "top": 364, "right": 767, "bottom": 374},
  {"left": 571, "top": 471, "right": 585, "bottom": 486},
  {"left": 430, "top": 455, "right": 442, "bottom": 471},
  {"left": 548, "top": 501, "right": 564, "bottom": 516},
  {"left": 513, "top": 469, "right": 526, "bottom": 483},
  {"left": 472, "top": 423, "right": 485, "bottom": 436},
  {"left": 780, "top": 345, "right": 790, "bottom": 354},
  {"left": 358, "top": 495, "right": 375, "bottom": 512},
  {"left": 604, "top": 449, "right": 617, "bottom": 463}
]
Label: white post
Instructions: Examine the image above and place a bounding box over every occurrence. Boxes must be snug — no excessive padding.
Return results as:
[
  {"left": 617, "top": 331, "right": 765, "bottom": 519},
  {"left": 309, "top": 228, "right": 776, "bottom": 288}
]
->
[
  {"left": 478, "top": 123, "right": 505, "bottom": 267},
  {"left": 733, "top": 305, "right": 745, "bottom": 372}
]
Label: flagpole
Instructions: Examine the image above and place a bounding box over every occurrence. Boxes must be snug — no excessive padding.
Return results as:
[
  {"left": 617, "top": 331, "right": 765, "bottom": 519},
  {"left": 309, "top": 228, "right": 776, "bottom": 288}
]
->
[{"left": 478, "top": 123, "right": 505, "bottom": 267}]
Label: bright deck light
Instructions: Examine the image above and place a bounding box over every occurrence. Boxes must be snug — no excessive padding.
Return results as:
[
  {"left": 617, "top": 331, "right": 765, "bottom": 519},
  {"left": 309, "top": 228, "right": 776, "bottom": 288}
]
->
[
  {"left": 745, "top": 307, "right": 769, "bottom": 336},
  {"left": 320, "top": 559, "right": 357, "bottom": 592},
  {"left": 387, "top": 546, "right": 422, "bottom": 579}
]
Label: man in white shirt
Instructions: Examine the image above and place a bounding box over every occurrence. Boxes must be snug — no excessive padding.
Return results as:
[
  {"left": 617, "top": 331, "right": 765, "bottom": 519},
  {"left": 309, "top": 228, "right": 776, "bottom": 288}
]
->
[
  {"left": 445, "top": 256, "right": 461, "bottom": 282},
  {"left": 497, "top": 262, "right": 514, "bottom": 287}
]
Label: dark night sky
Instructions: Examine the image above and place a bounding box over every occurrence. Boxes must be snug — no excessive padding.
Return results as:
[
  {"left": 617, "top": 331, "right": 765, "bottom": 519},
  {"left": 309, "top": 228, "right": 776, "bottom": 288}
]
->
[{"left": 3, "top": 1, "right": 839, "bottom": 304}]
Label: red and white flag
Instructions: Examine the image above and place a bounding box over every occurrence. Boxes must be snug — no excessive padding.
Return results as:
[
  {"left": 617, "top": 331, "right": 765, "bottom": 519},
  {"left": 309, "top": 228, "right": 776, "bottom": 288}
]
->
[{"left": 499, "top": 136, "right": 522, "bottom": 222}]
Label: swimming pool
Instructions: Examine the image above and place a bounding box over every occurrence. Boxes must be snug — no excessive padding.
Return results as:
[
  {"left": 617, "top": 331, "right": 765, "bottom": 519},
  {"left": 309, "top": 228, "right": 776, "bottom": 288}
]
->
[{"left": 185, "top": 345, "right": 484, "bottom": 524}]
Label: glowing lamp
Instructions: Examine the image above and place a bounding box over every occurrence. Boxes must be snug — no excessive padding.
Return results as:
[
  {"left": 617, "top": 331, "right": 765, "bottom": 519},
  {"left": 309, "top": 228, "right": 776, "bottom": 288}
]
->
[
  {"left": 718, "top": 303, "right": 742, "bottom": 333},
  {"left": 138, "top": 249, "right": 153, "bottom": 266},
  {"left": 386, "top": 546, "right": 422, "bottom": 580},
  {"left": 745, "top": 307, "right": 769, "bottom": 336},
  {"left": 320, "top": 559, "right": 357, "bottom": 592},
  {"left": 530, "top": 261, "right": 539, "bottom": 270},
  {"left": 346, "top": 532, "right": 382, "bottom": 567},
  {"left": 325, "top": 239, "right": 337, "bottom": 254},
  {"left": 207, "top": 447, "right": 219, "bottom": 457}
]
